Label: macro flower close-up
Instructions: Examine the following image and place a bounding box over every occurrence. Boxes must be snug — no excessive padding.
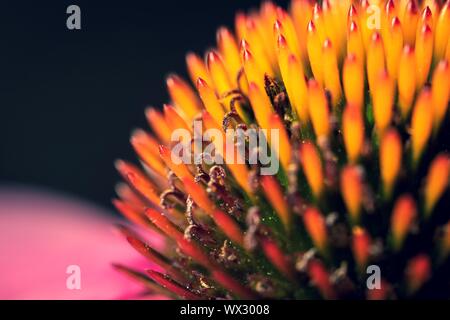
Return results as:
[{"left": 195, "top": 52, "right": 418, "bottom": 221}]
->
[
  {"left": 1, "top": 0, "right": 449, "bottom": 307},
  {"left": 112, "top": 0, "right": 450, "bottom": 300}
]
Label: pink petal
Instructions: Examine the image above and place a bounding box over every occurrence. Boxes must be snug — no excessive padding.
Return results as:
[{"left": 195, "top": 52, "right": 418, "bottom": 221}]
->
[{"left": 0, "top": 187, "right": 164, "bottom": 300}]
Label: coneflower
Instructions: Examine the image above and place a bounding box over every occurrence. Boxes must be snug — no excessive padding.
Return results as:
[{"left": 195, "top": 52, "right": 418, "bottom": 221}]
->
[{"left": 113, "top": 0, "right": 450, "bottom": 299}]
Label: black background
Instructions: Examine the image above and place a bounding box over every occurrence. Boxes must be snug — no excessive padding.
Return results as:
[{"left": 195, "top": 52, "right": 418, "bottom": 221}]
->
[{"left": 0, "top": 0, "right": 288, "bottom": 209}]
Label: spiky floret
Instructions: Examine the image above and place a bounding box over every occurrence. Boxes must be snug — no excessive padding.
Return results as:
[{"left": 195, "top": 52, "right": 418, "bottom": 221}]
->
[{"left": 113, "top": 0, "right": 450, "bottom": 299}]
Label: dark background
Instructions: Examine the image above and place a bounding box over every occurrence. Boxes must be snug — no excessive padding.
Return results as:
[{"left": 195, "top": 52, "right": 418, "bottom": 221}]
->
[{"left": 0, "top": 0, "right": 288, "bottom": 209}]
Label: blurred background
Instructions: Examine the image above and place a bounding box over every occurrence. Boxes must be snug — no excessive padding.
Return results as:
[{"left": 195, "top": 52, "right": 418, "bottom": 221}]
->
[{"left": 0, "top": 0, "right": 288, "bottom": 211}]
